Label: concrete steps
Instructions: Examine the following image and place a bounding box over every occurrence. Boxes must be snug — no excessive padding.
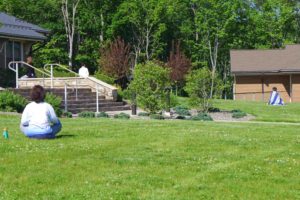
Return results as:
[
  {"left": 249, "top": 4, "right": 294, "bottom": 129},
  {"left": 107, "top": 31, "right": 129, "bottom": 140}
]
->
[{"left": 11, "top": 87, "right": 131, "bottom": 114}]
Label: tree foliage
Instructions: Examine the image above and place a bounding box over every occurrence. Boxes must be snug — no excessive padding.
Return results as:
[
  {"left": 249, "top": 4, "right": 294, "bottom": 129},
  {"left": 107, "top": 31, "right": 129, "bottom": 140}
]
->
[
  {"left": 185, "top": 67, "right": 222, "bottom": 112},
  {"left": 99, "top": 37, "right": 131, "bottom": 88},
  {"left": 167, "top": 41, "right": 191, "bottom": 86},
  {"left": 1, "top": 0, "right": 300, "bottom": 97},
  {"left": 127, "top": 62, "right": 171, "bottom": 113}
]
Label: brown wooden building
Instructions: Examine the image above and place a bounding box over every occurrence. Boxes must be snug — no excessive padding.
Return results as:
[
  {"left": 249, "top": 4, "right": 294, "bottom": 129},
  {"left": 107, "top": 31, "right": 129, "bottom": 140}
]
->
[{"left": 230, "top": 45, "right": 300, "bottom": 103}]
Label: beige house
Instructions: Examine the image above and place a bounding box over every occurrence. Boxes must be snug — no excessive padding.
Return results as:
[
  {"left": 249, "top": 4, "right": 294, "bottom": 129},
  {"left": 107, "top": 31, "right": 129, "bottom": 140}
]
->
[{"left": 230, "top": 45, "right": 300, "bottom": 103}]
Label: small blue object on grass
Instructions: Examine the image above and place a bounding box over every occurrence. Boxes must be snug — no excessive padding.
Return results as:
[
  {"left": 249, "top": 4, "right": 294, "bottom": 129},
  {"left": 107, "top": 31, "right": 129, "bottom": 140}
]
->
[{"left": 3, "top": 128, "right": 9, "bottom": 139}]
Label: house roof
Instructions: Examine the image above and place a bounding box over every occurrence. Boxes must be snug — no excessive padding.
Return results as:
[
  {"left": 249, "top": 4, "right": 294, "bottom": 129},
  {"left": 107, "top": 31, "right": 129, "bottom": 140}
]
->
[
  {"left": 230, "top": 45, "right": 300, "bottom": 74},
  {"left": 0, "top": 12, "right": 50, "bottom": 41}
]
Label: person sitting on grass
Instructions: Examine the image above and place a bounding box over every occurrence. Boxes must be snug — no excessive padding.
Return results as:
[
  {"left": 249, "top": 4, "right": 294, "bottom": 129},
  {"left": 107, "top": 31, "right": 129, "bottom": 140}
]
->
[
  {"left": 20, "top": 85, "right": 62, "bottom": 139},
  {"left": 268, "top": 87, "right": 284, "bottom": 106}
]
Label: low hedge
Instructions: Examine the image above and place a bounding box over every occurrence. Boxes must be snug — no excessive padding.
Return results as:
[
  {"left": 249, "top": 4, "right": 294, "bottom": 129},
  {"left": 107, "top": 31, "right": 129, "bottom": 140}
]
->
[
  {"left": 114, "top": 112, "right": 130, "bottom": 119},
  {"left": 191, "top": 113, "right": 213, "bottom": 121},
  {"left": 0, "top": 90, "right": 28, "bottom": 113}
]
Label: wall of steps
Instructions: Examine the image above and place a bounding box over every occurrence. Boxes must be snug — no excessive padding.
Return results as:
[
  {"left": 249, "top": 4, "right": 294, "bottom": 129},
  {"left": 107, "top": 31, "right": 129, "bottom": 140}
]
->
[{"left": 12, "top": 88, "right": 131, "bottom": 114}]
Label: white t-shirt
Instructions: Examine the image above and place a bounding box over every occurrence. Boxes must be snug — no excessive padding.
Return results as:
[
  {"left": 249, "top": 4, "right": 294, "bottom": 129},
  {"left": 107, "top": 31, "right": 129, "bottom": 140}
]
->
[
  {"left": 79, "top": 66, "right": 89, "bottom": 78},
  {"left": 21, "top": 102, "right": 59, "bottom": 129}
]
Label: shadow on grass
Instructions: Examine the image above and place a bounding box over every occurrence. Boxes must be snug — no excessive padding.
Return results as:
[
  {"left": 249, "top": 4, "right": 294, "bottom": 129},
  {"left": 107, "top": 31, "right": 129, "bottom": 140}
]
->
[{"left": 56, "top": 134, "right": 76, "bottom": 139}]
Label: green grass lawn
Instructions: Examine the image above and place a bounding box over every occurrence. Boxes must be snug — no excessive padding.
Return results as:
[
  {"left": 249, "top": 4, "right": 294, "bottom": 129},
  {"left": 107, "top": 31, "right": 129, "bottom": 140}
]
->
[
  {"left": 0, "top": 114, "right": 299, "bottom": 199},
  {"left": 178, "top": 97, "right": 300, "bottom": 123}
]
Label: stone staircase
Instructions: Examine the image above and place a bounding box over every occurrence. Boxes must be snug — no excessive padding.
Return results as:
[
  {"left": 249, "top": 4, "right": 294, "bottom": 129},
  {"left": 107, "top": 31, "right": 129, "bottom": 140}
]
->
[{"left": 12, "top": 88, "right": 131, "bottom": 114}]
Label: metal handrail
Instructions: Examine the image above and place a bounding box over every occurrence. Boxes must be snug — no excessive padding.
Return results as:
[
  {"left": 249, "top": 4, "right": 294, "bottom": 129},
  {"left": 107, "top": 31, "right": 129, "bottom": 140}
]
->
[
  {"left": 63, "top": 82, "right": 77, "bottom": 112},
  {"left": 44, "top": 63, "right": 103, "bottom": 112},
  {"left": 8, "top": 61, "right": 51, "bottom": 89}
]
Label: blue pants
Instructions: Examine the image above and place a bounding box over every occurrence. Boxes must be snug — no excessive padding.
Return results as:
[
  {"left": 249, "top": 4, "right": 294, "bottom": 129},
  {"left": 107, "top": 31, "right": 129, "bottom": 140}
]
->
[{"left": 21, "top": 121, "right": 62, "bottom": 139}]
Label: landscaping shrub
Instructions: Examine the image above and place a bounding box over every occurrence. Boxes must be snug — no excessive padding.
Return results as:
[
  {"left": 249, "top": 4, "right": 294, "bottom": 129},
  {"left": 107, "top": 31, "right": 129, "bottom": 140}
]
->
[
  {"left": 127, "top": 61, "right": 171, "bottom": 113},
  {"left": 0, "top": 91, "right": 28, "bottom": 113},
  {"left": 62, "top": 111, "right": 73, "bottom": 118},
  {"left": 173, "top": 106, "right": 190, "bottom": 116},
  {"left": 208, "top": 107, "right": 221, "bottom": 112},
  {"left": 138, "top": 112, "right": 150, "bottom": 116},
  {"left": 96, "top": 112, "right": 109, "bottom": 118},
  {"left": 191, "top": 113, "right": 213, "bottom": 121},
  {"left": 231, "top": 109, "right": 243, "bottom": 113},
  {"left": 78, "top": 111, "right": 95, "bottom": 118},
  {"left": 185, "top": 67, "right": 223, "bottom": 112},
  {"left": 114, "top": 112, "right": 130, "bottom": 119},
  {"left": 149, "top": 114, "right": 165, "bottom": 120},
  {"left": 176, "top": 115, "right": 186, "bottom": 120},
  {"left": 170, "top": 93, "right": 179, "bottom": 107},
  {"left": 94, "top": 71, "right": 115, "bottom": 85},
  {"left": 45, "top": 93, "right": 62, "bottom": 117},
  {"left": 232, "top": 111, "right": 247, "bottom": 118}
]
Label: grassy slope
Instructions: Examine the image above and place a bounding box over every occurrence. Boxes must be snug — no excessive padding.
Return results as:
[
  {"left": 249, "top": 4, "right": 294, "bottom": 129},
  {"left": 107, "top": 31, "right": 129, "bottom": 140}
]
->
[
  {"left": 0, "top": 115, "right": 299, "bottom": 199},
  {"left": 178, "top": 97, "right": 300, "bottom": 123}
]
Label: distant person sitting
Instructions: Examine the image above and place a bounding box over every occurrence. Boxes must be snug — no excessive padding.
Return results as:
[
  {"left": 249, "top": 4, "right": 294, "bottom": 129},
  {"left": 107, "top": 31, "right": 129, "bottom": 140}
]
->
[
  {"left": 78, "top": 63, "right": 89, "bottom": 78},
  {"left": 268, "top": 87, "right": 284, "bottom": 105},
  {"left": 20, "top": 85, "right": 62, "bottom": 139},
  {"left": 26, "top": 55, "right": 36, "bottom": 78}
]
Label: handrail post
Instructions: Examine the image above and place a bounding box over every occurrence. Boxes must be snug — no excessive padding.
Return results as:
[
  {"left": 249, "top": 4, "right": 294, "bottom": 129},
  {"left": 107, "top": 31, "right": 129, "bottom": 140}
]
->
[
  {"left": 96, "top": 85, "right": 99, "bottom": 113},
  {"left": 16, "top": 63, "right": 19, "bottom": 89},
  {"left": 76, "top": 78, "right": 78, "bottom": 101},
  {"left": 64, "top": 83, "right": 68, "bottom": 112}
]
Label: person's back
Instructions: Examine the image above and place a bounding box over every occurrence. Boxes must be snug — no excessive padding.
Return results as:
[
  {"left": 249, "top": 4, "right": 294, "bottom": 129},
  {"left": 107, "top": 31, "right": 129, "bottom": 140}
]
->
[
  {"left": 78, "top": 64, "right": 89, "bottom": 78},
  {"left": 21, "top": 102, "right": 59, "bottom": 129},
  {"left": 20, "top": 85, "right": 62, "bottom": 139}
]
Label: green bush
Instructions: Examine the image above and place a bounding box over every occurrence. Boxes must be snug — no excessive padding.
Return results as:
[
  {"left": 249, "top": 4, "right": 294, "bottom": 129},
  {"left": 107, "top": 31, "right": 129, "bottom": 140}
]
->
[
  {"left": 78, "top": 111, "right": 95, "bottom": 118},
  {"left": 94, "top": 71, "right": 115, "bottom": 85},
  {"left": 191, "top": 113, "right": 213, "bottom": 121},
  {"left": 231, "top": 109, "right": 243, "bottom": 113},
  {"left": 173, "top": 106, "right": 190, "bottom": 116},
  {"left": 62, "top": 111, "right": 73, "bottom": 118},
  {"left": 149, "top": 114, "right": 165, "bottom": 120},
  {"left": 170, "top": 93, "right": 179, "bottom": 107},
  {"left": 176, "top": 115, "right": 186, "bottom": 120},
  {"left": 208, "top": 107, "right": 221, "bottom": 112},
  {"left": 45, "top": 93, "right": 62, "bottom": 117},
  {"left": 127, "top": 62, "right": 171, "bottom": 114},
  {"left": 0, "top": 91, "right": 28, "bottom": 113},
  {"left": 138, "top": 112, "right": 150, "bottom": 116},
  {"left": 232, "top": 111, "right": 247, "bottom": 119},
  {"left": 114, "top": 112, "right": 130, "bottom": 119},
  {"left": 96, "top": 112, "right": 109, "bottom": 118},
  {"left": 185, "top": 67, "right": 223, "bottom": 112}
]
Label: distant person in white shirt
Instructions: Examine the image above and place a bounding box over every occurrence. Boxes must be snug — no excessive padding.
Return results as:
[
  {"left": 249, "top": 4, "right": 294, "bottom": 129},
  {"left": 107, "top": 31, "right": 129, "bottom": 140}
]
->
[
  {"left": 78, "top": 63, "right": 89, "bottom": 78},
  {"left": 20, "top": 85, "right": 62, "bottom": 139},
  {"left": 268, "top": 87, "right": 284, "bottom": 106}
]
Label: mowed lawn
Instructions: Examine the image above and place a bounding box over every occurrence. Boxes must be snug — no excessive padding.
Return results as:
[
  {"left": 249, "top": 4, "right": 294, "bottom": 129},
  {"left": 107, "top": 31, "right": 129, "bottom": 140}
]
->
[
  {"left": 179, "top": 97, "right": 300, "bottom": 123},
  {"left": 0, "top": 113, "right": 299, "bottom": 199}
]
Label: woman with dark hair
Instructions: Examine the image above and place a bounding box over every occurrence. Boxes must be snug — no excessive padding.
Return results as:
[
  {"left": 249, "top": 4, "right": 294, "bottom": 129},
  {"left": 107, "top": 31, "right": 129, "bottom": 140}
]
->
[
  {"left": 26, "top": 55, "right": 36, "bottom": 78},
  {"left": 20, "top": 85, "right": 62, "bottom": 139}
]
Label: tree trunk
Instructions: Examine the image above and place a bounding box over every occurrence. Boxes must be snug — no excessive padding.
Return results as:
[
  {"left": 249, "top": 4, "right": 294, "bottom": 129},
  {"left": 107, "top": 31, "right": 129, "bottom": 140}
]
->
[
  {"left": 62, "top": 0, "right": 80, "bottom": 68},
  {"left": 209, "top": 37, "right": 218, "bottom": 99},
  {"left": 100, "top": 12, "right": 104, "bottom": 43}
]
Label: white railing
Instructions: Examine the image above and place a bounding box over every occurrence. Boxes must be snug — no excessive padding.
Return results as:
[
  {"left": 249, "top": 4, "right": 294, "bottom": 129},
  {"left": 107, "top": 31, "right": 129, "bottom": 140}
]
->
[
  {"left": 43, "top": 63, "right": 116, "bottom": 113},
  {"left": 8, "top": 61, "right": 51, "bottom": 89},
  {"left": 63, "top": 82, "right": 78, "bottom": 112},
  {"left": 9, "top": 62, "right": 117, "bottom": 113}
]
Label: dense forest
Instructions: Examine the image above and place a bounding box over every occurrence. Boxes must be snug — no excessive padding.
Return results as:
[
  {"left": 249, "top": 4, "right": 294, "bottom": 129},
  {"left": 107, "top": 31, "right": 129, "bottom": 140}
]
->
[{"left": 1, "top": 0, "right": 300, "bottom": 97}]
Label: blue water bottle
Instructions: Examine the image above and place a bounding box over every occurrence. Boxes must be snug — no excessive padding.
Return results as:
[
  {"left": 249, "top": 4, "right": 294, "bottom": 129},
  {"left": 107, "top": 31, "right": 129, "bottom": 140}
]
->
[{"left": 3, "top": 128, "right": 9, "bottom": 139}]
